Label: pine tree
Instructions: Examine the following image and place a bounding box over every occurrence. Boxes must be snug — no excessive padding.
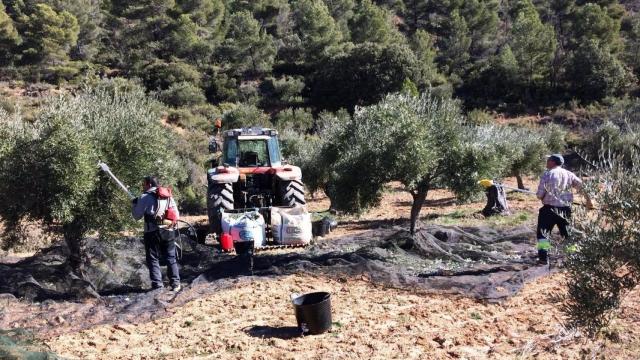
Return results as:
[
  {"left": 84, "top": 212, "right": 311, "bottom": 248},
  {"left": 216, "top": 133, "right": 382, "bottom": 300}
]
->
[
  {"left": 439, "top": 10, "right": 472, "bottom": 83},
  {"left": 291, "top": 0, "right": 341, "bottom": 62},
  {"left": 349, "top": 0, "right": 403, "bottom": 45},
  {"left": 180, "top": 0, "right": 225, "bottom": 47},
  {"left": 402, "top": 0, "right": 439, "bottom": 33},
  {"left": 571, "top": 3, "right": 622, "bottom": 52},
  {"left": 623, "top": 13, "right": 640, "bottom": 76},
  {"left": 0, "top": 2, "right": 21, "bottom": 65},
  {"left": 33, "top": 0, "right": 106, "bottom": 62},
  {"left": 322, "top": 0, "right": 355, "bottom": 38},
  {"left": 20, "top": 3, "right": 79, "bottom": 64},
  {"left": 218, "top": 10, "right": 276, "bottom": 75},
  {"left": 310, "top": 42, "right": 422, "bottom": 112},
  {"left": 509, "top": 0, "right": 557, "bottom": 98},
  {"left": 410, "top": 29, "right": 445, "bottom": 86},
  {"left": 566, "top": 40, "right": 635, "bottom": 102},
  {"left": 164, "top": 14, "right": 212, "bottom": 63},
  {"left": 460, "top": 0, "right": 499, "bottom": 63},
  {"left": 114, "top": 0, "right": 176, "bottom": 69}
]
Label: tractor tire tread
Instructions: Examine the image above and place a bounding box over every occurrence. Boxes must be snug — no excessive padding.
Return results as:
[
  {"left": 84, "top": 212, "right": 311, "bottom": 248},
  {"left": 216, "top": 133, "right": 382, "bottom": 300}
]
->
[{"left": 280, "top": 179, "right": 306, "bottom": 206}]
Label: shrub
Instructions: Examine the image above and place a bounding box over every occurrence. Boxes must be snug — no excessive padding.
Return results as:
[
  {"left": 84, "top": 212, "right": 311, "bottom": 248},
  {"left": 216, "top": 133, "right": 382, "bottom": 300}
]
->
[
  {"left": 466, "top": 109, "right": 494, "bottom": 125},
  {"left": 41, "top": 64, "right": 82, "bottom": 84},
  {"left": 273, "top": 108, "right": 314, "bottom": 132},
  {"left": 237, "top": 81, "right": 260, "bottom": 105},
  {"left": 141, "top": 60, "right": 201, "bottom": 90},
  {"left": 203, "top": 70, "right": 238, "bottom": 103},
  {"left": 88, "top": 77, "right": 147, "bottom": 96},
  {"left": 0, "top": 98, "right": 15, "bottom": 114},
  {"left": 582, "top": 122, "right": 640, "bottom": 166},
  {"left": 605, "top": 96, "right": 640, "bottom": 126},
  {"left": 259, "top": 76, "right": 305, "bottom": 107},
  {"left": 221, "top": 103, "right": 272, "bottom": 130},
  {"left": 158, "top": 82, "right": 207, "bottom": 107}
]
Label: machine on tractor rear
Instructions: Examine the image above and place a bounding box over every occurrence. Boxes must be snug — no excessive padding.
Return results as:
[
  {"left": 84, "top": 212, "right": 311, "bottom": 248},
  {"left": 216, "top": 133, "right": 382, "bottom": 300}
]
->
[{"left": 206, "top": 127, "right": 306, "bottom": 243}]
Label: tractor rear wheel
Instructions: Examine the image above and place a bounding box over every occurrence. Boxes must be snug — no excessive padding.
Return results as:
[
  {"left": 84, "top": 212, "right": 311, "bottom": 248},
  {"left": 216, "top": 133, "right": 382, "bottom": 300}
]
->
[
  {"left": 207, "top": 183, "right": 234, "bottom": 235},
  {"left": 279, "top": 179, "right": 306, "bottom": 207}
]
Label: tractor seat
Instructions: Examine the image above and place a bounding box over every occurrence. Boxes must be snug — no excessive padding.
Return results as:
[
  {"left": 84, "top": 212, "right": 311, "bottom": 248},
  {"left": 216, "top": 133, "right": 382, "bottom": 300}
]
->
[{"left": 241, "top": 151, "right": 260, "bottom": 166}]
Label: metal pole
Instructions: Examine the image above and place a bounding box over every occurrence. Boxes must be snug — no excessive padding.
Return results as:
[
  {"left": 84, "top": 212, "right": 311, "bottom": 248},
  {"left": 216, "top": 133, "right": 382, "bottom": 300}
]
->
[
  {"left": 497, "top": 184, "right": 537, "bottom": 196},
  {"left": 98, "top": 162, "right": 135, "bottom": 199}
]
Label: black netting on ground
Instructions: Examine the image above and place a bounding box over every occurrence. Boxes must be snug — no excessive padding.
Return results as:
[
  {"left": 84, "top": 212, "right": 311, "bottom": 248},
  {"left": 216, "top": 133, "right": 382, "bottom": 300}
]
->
[
  {"left": 0, "top": 329, "right": 60, "bottom": 359},
  {"left": 253, "top": 223, "right": 549, "bottom": 301},
  {"left": 0, "top": 223, "right": 552, "bottom": 338}
]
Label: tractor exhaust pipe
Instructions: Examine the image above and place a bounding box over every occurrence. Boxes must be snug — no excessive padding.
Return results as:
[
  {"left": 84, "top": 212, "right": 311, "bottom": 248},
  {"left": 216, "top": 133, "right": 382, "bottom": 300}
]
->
[{"left": 98, "top": 162, "right": 135, "bottom": 200}]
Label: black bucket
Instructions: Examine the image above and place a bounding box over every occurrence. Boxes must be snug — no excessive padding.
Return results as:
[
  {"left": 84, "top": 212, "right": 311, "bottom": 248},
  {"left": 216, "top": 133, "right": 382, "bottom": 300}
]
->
[
  {"left": 292, "top": 292, "right": 332, "bottom": 335},
  {"left": 312, "top": 220, "right": 330, "bottom": 237},
  {"left": 233, "top": 240, "right": 254, "bottom": 255},
  {"left": 234, "top": 240, "right": 255, "bottom": 273}
]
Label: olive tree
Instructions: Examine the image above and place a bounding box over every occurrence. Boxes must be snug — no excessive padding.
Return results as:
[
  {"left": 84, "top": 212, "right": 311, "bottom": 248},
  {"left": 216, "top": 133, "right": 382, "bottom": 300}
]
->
[
  {"left": 566, "top": 149, "right": 640, "bottom": 335},
  {"left": 507, "top": 124, "right": 566, "bottom": 189},
  {"left": 0, "top": 80, "right": 183, "bottom": 277},
  {"left": 318, "top": 93, "right": 510, "bottom": 234}
]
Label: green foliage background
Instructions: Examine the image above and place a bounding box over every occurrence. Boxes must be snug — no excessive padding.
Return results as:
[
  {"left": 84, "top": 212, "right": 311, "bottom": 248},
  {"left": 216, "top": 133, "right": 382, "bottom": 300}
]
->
[{"left": 0, "top": 0, "right": 637, "bottom": 112}]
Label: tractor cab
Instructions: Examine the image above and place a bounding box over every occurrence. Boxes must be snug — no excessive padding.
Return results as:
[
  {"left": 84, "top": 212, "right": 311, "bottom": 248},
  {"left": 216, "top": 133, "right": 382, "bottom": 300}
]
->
[
  {"left": 220, "top": 128, "right": 282, "bottom": 168},
  {"left": 207, "top": 127, "right": 304, "bottom": 219}
]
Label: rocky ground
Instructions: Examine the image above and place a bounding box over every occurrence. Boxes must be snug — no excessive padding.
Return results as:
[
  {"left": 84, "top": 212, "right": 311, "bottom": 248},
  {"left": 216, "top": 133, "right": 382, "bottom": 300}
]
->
[{"left": 1, "top": 177, "right": 638, "bottom": 359}]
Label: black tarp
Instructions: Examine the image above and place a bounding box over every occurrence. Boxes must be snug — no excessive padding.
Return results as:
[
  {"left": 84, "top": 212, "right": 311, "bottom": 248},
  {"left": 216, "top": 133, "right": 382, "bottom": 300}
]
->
[{"left": 0, "top": 223, "right": 553, "bottom": 339}]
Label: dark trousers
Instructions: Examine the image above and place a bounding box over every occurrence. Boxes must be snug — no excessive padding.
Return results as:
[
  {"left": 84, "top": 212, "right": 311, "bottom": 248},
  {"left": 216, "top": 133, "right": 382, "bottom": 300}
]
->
[
  {"left": 144, "top": 231, "right": 180, "bottom": 289},
  {"left": 536, "top": 205, "right": 571, "bottom": 250}
]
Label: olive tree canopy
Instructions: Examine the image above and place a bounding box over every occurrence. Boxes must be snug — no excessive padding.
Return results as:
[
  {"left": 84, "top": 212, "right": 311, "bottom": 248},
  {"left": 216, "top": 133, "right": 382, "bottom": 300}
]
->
[{"left": 0, "top": 80, "right": 184, "bottom": 275}]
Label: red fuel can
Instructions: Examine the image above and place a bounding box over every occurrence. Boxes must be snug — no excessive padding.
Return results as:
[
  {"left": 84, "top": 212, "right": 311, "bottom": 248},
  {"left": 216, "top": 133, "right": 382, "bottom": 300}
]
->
[{"left": 220, "top": 233, "right": 233, "bottom": 251}]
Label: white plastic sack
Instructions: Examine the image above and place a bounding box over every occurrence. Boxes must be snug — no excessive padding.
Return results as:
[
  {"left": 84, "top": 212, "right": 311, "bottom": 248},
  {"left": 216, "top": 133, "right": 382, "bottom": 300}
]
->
[
  {"left": 221, "top": 211, "right": 243, "bottom": 235},
  {"left": 271, "top": 206, "right": 312, "bottom": 245},
  {"left": 222, "top": 210, "right": 266, "bottom": 247}
]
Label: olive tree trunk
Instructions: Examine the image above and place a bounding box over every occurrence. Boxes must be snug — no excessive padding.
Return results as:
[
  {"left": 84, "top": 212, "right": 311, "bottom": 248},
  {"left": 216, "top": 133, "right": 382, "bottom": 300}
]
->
[
  {"left": 62, "top": 217, "right": 88, "bottom": 278},
  {"left": 515, "top": 172, "right": 526, "bottom": 190},
  {"left": 409, "top": 184, "right": 429, "bottom": 235}
]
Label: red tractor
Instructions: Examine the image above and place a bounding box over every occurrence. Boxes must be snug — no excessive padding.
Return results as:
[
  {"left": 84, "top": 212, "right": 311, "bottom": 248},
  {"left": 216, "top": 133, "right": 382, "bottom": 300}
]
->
[{"left": 206, "top": 128, "right": 306, "bottom": 237}]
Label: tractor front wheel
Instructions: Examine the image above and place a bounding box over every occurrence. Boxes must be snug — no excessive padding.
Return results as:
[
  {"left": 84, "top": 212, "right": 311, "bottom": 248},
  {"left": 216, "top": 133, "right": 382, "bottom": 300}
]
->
[{"left": 207, "top": 182, "right": 234, "bottom": 235}]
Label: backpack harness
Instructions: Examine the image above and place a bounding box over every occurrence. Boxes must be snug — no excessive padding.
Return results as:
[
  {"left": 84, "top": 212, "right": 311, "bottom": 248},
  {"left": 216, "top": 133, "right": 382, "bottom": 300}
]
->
[{"left": 144, "top": 187, "right": 179, "bottom": 227}]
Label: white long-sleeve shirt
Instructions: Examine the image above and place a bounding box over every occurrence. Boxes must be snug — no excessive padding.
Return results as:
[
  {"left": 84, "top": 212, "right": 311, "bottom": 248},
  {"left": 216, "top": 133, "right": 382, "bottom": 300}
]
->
[{"left": 536, "top": 167, "right": 582, "bottom": 207}]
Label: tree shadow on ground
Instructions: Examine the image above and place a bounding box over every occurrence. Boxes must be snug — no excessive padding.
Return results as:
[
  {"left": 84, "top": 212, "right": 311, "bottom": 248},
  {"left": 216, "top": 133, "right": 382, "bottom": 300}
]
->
[
  {"left": 336, "top": 218, "right": 407, "bottom": 230},
  {"left": 243, "top": 325, "right": 301, "bottom": 339},
  {"left": 395, "top": 197, "right": 457, "bottom": 208}
]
